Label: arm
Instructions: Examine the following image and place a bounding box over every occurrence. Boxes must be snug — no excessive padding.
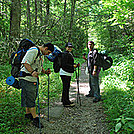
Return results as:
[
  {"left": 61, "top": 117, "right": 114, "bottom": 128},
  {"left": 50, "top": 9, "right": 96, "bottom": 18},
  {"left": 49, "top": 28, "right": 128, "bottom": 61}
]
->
[
  {"left": 92, "top": 49, "right": 98, "bottom": 76},
  {"left": 92, "top": 65, "right": 97, "bottom": 76},
  {"left": 23, "top": 63, "right": 39, "bottom": 77}
]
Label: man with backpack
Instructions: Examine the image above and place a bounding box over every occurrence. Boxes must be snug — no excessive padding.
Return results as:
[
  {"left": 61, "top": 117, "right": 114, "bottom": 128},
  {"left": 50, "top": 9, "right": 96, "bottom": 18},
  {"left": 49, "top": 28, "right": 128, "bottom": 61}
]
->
[
  {"left": 85, "top": 41, "right": 101, "bottom": 103},
  {"left": 19, "top": 40, "right": 54, "bottom": 128}
]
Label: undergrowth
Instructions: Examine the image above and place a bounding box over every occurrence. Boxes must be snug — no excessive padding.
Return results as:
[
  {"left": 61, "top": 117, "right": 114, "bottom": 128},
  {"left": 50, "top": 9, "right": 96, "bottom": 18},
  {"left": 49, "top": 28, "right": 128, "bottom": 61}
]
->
[{"left": 100, "top": 54, "right": 134, "bottom": 134}]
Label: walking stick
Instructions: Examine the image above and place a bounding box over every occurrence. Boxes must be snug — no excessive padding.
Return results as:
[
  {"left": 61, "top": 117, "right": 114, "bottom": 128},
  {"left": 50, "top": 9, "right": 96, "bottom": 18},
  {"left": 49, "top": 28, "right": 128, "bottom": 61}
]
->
[
  {"left": 47, "top": 68, "right": 50, "bottom": 121},
  {"left": 76, "top": 63, "right": 81, "bottom": 106},
  {"left": 37, "top": 77, "right": 41, "bottom": 134}
]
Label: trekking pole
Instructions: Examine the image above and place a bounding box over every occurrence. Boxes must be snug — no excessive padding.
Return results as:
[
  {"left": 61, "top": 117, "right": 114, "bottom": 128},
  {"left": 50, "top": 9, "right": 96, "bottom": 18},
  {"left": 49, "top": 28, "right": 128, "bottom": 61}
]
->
[
  {"left": 47, "top": 68, "right": 50, "bottom": 121},
  {"left": 37, "top": 77, "right": 41, "bottom": 134},
  {"left": 77, "top": 63, "right": 81, "bottom": 106},
  {"left": 75, "top": 69, "right": 78, "bottom": 103}
]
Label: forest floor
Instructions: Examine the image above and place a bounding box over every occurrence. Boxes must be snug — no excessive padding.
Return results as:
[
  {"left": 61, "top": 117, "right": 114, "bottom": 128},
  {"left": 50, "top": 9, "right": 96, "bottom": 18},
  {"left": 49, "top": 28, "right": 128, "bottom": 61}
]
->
[{"left": 24, "top": 63, "right": 110, "bottom": 134}]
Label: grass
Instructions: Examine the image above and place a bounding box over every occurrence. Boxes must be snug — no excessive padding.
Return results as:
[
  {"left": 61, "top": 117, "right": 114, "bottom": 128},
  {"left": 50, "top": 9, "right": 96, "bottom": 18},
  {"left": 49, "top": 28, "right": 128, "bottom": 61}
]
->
[{"left": 100, "top": 54, "right": 134, "bottom": 134}]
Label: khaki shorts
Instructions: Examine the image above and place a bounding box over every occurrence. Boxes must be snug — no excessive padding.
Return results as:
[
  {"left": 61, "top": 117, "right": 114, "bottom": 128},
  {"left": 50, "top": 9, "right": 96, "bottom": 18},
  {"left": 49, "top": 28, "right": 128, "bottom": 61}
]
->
[{"left": 19, "top": 79, "right": 37, "bottom": 108}]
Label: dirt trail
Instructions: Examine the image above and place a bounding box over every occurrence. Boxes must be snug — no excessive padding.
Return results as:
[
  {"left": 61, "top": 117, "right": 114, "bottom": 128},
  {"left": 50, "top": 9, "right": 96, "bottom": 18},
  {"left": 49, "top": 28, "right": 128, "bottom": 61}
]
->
[{"left": 25, "top": 63, "right": 109, "bottom": 134}]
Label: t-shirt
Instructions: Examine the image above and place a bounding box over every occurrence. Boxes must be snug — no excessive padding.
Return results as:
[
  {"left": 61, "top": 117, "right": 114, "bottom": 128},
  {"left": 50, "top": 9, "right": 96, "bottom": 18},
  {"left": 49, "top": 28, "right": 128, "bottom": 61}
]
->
[
  {"left": 60, "top": 68, "right": 72, "bottom": 76},
  {"left": 19, "top": 47, "right": 43, "bottom": 82}
]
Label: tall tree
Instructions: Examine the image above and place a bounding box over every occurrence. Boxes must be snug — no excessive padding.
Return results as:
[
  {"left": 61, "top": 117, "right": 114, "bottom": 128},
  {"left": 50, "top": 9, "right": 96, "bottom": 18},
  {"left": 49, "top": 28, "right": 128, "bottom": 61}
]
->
[
  {"left": 35, "top": 0, "right": 37, "bottom": 25},
  {"left": 39, "top": 0, "right": 43, "bottom": 25},
  {"left": 64, "top": 0, "right": 67, "bottom": 18},
  {"left": 9, "top": 0, "right": 21, "bottom": 40},
  {"left": 46, "top": 0, "right": 50, "bottom": 15},
  {"left": 27, "top": 0, "right": 31, "bottom": 32},
  {"left": 68, "top": 0, "right": 76, "bottom": 42}
]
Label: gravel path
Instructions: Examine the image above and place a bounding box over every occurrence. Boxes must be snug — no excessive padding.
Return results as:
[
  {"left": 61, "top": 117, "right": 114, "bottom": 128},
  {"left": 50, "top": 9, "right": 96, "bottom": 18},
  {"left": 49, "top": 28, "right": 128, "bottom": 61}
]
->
[{"left": 24, "top": 63, "right": 110, "bottom": 134}]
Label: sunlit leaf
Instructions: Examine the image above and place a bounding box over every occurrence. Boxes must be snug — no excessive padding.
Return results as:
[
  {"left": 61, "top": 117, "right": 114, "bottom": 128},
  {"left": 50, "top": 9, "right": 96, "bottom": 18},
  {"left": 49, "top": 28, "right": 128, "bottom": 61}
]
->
[
  {"left": 115, "top": 122, "right": 121, "bottom": 132},
  {"left": 125, "top": 118, "right": 134, "bottom": 121}
]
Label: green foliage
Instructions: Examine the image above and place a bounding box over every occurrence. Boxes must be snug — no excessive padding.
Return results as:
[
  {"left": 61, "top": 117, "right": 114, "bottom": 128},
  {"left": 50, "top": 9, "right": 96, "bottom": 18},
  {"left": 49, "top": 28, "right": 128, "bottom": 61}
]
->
[
  {"left": 100, "top": 54, "right": 134, "bottom": 133},
  {"left": 0, "top": 0, "right": 134, "bottom": 133},
  {"left": 102, "top": 0, "right": 134, "bottom": 27},
  {"left": 0, "top": 80, "right": 27, "bottom": 133},
  {"left": 0, "top": 63, "right": 11, "bottom": 80}
]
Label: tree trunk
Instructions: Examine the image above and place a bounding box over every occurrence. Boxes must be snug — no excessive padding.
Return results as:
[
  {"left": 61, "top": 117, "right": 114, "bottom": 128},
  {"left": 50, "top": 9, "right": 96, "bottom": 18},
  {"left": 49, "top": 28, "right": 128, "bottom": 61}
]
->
[
  {"left": 39, "top": 0, "right": 43, "bottom": 26},
  {"left": 64, "top": 0, "right": 67, "bottom": 18},
  {"left": 27, "top": 0, "right": 31, "bottom": 33},
  {"left": 9, "top": 0, "right": 21, "bottom": 40},
  {"left": 46, "top": 0, "right": 50, "bottom": 15},
  {"left": 68, "top": 0, "right": 76, "bottom": 42},
  {"left": 35, "top": 0, "right": 37, "bottom": 25}
]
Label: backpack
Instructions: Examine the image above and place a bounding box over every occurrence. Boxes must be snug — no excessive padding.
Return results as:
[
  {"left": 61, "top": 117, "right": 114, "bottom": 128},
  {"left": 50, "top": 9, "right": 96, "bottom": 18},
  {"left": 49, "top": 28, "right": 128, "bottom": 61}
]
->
[
  {"left": 11, "top": 39, "right": 40, "bottom": 77},
  {"left": 53, "top": 53, "right": 62, "bottom": 73},
  {"left": 95, "top": 50, "right": 113, "bottom": 71},
  {"left": 46, "top": 45, "right": 62, "bottom": 73}
]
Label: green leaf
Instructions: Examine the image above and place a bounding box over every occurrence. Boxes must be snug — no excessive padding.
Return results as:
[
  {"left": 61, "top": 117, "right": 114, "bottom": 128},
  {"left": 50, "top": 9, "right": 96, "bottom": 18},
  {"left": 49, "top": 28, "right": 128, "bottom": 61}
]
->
[
  {"left": 113, "top": 118, "right": 121, "bottom": 121},
  {"left": 121, "top": 118, "right": 126, "bottom": 124},
  {"left": 125, "top": 118, "right": 134, "bottom": 121},
  {"left": 111, "top": 22, "right": 119, "bottom": 26},
  {"left": 107, "top": 17, "right": 116, "bottom": 22},
  {"left": 115, "top": 122, "right": 122, "bottom": 132},
  {"left": 128, "top": 122, "right": 134, "bottom": 130}
]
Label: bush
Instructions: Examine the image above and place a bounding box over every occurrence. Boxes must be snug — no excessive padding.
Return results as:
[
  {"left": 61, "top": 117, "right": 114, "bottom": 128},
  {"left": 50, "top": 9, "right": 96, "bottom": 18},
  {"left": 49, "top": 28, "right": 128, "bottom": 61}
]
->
[{"left": 100, "top": 54, "right": 134, "bottom": 133}]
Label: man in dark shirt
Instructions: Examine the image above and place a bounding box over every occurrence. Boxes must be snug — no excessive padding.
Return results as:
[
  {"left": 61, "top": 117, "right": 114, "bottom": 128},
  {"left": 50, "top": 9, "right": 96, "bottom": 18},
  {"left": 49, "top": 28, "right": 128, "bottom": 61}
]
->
[{"left": 85, "top": 41, "right": 101, "bottom": 102}]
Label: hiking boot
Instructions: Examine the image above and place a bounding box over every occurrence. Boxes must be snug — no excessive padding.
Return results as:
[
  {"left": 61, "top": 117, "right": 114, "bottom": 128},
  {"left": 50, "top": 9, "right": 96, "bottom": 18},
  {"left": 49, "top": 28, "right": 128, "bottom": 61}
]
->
[
  {"left": 33, "top": 117, "right": 44, "bottom": 128},
  {"left": 93, "top": 98, "right": 101, "bottom": 103},
  {"left": 64, "top": 103, "right": 75, "bottom": 107},
  {"left": 25, "top": 113, "right": 33, "bottom": 120},
  {"left": 85, "top": 94, "right": 94, "bottom": 97}
]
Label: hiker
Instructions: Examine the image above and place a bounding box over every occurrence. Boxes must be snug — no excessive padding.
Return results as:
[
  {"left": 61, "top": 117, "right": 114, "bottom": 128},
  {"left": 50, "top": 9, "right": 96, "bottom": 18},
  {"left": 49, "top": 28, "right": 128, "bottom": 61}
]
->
[
  {"left": 82, "top": 53, "right": 87, "bottom": 61},
  {"left": 85, "top": 41, "right": 101, "bottom": 102},
  {"left": 19, "top": 42, "right": 54, "bottom": 128},
  {"left": 60, "top": 42, "right": 78, "bottom": 107}
]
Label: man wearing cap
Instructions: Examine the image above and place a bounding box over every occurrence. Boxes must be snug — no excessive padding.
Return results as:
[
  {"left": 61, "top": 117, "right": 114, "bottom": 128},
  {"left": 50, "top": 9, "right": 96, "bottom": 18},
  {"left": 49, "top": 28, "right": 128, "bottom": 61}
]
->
[
  {"left": 19, "top": 42, "right": 54, "bottom": 128},
  {"left": 60, "top": 42, "right": 78, "bottom": 107},
  {"left": 85, "top": 41, "right": 101, "bottom": 102}
]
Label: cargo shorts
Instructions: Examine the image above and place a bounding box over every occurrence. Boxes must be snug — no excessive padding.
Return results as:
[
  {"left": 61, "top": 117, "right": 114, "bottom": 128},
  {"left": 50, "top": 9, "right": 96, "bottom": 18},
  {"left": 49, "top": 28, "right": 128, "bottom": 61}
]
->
[{"left": 19, "top": 79, "right": 37, "bottom": 108}]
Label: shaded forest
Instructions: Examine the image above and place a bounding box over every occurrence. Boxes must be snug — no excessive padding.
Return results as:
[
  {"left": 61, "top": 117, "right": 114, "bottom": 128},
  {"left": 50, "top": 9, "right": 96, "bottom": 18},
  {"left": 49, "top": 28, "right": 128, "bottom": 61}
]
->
[
  {"left": 0, "top": 0, "right": 133, "bottom": 62},
  {"left": 0, "top": 0, "right": 134, "bottom": 134}
]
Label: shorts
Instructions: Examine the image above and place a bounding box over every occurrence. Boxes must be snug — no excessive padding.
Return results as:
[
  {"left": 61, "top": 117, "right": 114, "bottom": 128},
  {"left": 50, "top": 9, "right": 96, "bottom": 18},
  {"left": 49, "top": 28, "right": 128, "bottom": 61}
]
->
[{"left": 19, "top": 79, "right": 37, "bottom": 108}]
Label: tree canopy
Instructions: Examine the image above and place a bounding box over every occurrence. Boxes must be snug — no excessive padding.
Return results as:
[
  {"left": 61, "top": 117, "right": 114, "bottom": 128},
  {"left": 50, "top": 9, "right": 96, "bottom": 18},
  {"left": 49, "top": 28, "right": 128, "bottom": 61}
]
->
[{"left": 0, "top": 0, "right": 133, "bottom": 63}]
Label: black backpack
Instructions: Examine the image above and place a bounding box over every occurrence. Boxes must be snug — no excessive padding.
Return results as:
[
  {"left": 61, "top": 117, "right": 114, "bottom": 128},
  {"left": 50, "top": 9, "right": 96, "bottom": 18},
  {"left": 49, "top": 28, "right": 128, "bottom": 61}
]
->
[
  {"left": 11, "top": 39, "right": 40, "bottom": 77},
  {"left": 53, "top": 53, "right": 62, "bottom": 73},
  {"left": 46, "top": 45, "right": 62, "bottom": 73},
  {"left": 95, "top": 50, "right": 113, "bottom": 71}
]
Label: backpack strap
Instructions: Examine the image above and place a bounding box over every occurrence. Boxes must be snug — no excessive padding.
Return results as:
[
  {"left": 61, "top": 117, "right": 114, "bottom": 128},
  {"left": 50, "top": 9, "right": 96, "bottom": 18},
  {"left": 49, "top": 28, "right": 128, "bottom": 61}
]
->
[{"left": 35, "top": 46, "right": 41, "bottom": 60}]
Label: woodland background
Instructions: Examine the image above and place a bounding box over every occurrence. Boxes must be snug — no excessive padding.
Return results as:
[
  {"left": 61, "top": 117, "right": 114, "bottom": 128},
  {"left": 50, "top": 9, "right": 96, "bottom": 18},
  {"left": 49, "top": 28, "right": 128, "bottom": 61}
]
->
[{"left": 0, "top": 0, "right": 134, "bottom": 133}]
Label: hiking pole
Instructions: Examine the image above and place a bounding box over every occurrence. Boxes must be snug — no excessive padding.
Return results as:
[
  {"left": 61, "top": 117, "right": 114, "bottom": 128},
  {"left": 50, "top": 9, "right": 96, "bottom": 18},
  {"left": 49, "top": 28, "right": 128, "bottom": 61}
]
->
[
  {"left": 77, "top": 63, "right": 81, "bottom": 106},
  {"left": 75, "top": 68, "right": 78, "bottom": 103},
  {"left": 37, "top": 77, "right": 41, "bottom": 134},
  {"left": 47, "top": 68, "right": 50, "bottom": 121}
]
